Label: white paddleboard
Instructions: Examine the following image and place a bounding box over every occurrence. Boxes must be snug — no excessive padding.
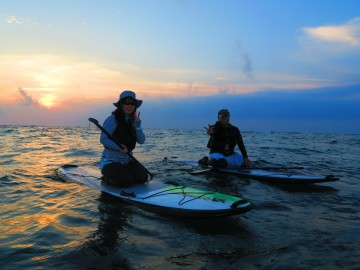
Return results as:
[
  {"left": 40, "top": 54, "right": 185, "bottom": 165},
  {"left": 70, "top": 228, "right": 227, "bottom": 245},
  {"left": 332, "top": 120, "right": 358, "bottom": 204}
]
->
[
  {"left": 56, "top": 165, "right": 254, "bottom": 218},
  {"left": 164, "top": 157, "right": 339, "bottom": 184}
]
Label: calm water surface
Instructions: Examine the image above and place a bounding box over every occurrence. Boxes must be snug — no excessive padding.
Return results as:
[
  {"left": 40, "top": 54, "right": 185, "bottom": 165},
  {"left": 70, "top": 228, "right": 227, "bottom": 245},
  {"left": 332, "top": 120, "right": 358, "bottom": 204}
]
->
[{"left": 0, "top": 126, "right": 359, "bottom": 269}]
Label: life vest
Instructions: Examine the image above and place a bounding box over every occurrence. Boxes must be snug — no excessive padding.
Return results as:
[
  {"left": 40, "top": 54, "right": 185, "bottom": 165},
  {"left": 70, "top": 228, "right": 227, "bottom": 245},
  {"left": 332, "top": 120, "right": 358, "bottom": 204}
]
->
[
  {"left": 112, "top": 118, "right": 137, "bottom": 151},
  {"left": 207, "top": 122, "right": 239, "bottom": 156}
]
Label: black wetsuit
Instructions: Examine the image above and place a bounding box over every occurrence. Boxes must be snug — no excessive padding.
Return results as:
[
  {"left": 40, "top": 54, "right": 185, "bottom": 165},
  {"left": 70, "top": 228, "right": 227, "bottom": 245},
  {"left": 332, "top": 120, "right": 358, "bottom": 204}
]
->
[{"left": 207, "top": 121, "right": 248, "bottom": 159}]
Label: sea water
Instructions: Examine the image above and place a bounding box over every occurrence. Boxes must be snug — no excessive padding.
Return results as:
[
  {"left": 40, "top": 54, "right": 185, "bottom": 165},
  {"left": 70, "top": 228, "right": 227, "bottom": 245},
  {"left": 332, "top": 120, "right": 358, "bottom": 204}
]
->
[{"left": 0, "top": 126, "right": 359, "bottom": 269}]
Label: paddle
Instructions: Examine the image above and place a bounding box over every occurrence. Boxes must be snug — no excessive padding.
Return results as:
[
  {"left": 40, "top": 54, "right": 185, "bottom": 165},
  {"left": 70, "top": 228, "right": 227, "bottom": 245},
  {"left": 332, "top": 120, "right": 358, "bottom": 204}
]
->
[
  {"left": 250, "top": 166, "right": 304, "bottom": 170},
  {"left": 191, "top": 165, "right": 304, "bottom": 175},
  {"left": 191, "top": 168, "right": 214, "bottom": 174},
  {"left": 88, "top": 117, "right": 153, "bottom": 179}
]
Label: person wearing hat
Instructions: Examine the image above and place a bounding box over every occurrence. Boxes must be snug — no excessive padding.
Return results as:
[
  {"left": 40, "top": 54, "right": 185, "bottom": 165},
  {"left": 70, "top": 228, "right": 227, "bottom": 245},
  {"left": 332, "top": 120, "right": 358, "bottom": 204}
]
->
[
  {"left": 99, "top": 90, "right": 148, "bottom": 187},
  {"left": 199, "top": 109, "right": 252, "bottom": 168}
]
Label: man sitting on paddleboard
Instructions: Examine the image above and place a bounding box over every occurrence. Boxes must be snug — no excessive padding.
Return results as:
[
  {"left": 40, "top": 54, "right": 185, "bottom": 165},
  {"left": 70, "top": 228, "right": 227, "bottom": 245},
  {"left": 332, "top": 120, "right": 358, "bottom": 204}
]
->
[
  {"left": 199, "top": 109, "right": 252, "bottom": 169},
  {"left": 99, "top": 90, "right": 148, "bottom": 187}
]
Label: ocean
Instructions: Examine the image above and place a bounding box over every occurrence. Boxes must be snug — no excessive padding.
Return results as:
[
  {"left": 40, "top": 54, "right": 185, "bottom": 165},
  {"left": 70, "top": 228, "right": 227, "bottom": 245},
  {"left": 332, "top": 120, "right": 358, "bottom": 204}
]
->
[{"left": 1, "top": 125, "right": 359, "bottom": 270}]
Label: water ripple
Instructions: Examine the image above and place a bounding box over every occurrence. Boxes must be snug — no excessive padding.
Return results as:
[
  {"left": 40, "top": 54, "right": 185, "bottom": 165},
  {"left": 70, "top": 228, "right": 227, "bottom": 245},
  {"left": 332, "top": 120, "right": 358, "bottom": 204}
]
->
[{"left": 0, "top": 126, "right": 359, "bottom": 269}]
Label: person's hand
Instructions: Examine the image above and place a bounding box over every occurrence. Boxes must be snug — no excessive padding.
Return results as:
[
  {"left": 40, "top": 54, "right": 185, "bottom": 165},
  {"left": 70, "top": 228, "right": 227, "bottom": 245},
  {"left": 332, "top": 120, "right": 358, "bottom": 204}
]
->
[
  {"left": 204, "top": 124, "right": 214, "bottom": 135},
  {"left": 120, "top": 144, "right": 128, "bottom": 154},
  {"left": 134, "top": 111, "right": 141, "bottom": 123},
  {"left": 243, "top": 157, "right": 252, "bottom": 168}
]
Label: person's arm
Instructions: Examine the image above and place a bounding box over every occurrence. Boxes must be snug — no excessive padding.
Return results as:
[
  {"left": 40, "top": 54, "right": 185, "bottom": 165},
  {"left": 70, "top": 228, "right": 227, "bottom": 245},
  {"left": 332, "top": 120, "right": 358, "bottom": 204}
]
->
[
  {"left": 236, "top": 129, "right": 252, "bottom": 168},
  {"left": 205, "top": 124, "right": 215, "bottom": 136},
  {"left": 210, "top": 122, "right": 222, "bottom": 136},
  {"left": 100, "top": 115, "right": 121, "bottom": 151},
  {"left": 133, "top": 111, "right": 145, "bottom": 144},
  {"left": 133, "top": 121, "right": 145, "bottom": 144}
]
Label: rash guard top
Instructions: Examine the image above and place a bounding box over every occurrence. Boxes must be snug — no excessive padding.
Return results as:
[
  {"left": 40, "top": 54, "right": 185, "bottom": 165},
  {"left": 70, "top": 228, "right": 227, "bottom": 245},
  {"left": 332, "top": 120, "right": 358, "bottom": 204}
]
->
[
  {"left": 207, "top": 121, "right": 248, "bottom": 158},
  {"left": 100, "top": 114, "right": 145, "bottom": 168}
]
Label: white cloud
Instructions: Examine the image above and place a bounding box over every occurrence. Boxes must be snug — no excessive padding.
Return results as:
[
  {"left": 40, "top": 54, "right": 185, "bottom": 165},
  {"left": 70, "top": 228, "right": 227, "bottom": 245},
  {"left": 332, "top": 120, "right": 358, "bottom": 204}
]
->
[
  {"left": 0, "top": 13, "right": 23, "bottom": 24},
  {"left": 303, "top": 17, "right": 360, "bottom": 47}
]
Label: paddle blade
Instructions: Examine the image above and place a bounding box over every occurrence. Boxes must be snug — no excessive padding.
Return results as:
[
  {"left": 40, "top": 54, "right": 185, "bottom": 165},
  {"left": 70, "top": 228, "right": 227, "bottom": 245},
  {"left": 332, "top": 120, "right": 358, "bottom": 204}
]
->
[
  {"left": 88, "top": 118, "right": 99, "bottom": 125},
  {"left": 190, "top": 168, "right": 213, "bottom": 174}
]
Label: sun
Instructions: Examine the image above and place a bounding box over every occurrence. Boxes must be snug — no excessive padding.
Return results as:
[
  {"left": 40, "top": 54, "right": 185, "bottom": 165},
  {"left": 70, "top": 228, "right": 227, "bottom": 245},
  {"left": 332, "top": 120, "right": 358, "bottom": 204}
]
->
[{"left": 38, "top": 94, "right": 57, "bottom": 108}]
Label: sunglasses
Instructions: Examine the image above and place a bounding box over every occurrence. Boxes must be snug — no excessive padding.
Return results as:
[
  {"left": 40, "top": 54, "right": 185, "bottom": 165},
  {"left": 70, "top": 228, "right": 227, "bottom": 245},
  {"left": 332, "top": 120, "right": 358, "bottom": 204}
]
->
[{"left": 123, "top": 101, "right": 136, "bottom": 106}]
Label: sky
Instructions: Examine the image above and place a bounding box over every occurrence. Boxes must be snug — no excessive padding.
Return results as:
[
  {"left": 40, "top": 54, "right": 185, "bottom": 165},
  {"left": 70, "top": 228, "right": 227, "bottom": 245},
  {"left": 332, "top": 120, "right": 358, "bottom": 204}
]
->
[{"left": 1, "top": 0, "right": 360, "bottom": 134}]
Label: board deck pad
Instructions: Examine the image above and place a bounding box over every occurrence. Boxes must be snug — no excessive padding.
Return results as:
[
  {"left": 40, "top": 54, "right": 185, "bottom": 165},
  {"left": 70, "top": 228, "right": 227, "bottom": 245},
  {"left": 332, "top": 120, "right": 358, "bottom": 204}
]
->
[
  {"left": 165, "top": 157, "right": 339, "bottom": 184},
  {"left": 56, "top": 165, "right": 254, "bottom": 218}
]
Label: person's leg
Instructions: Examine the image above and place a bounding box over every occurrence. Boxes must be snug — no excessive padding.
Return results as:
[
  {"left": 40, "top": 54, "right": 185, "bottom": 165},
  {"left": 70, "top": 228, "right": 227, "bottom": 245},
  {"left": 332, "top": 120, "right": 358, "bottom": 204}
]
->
[
  {"left": 225, "top": 153, "right": 243, "bottom": 168},
  {"left": 102, "top": 162, "right": 134, "bottom": 187},
  {"left": 208, "top": 158, "right": 227, "bottom": 168},
  {"left": 127, "top": 161, "right": 148, "bottom": 184},
  {"left": 198, "top": 156, "right": 209, "bottom": 166},
  {"left": 208, "top": 153, "right": 228, "bottom": 168}
]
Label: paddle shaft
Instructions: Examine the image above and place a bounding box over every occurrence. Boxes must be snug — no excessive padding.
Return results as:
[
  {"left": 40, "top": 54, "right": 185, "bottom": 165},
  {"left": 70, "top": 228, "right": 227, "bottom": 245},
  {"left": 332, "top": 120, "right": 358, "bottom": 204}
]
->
[
  {"left": 245, "top": 166, "right": 304, "bottom": 170},
  {"left": 191, "top": 165, "right": 304, "bottom": 175},
  {"left": 88, "top": 117, "right": 153, "bottom": 178}
]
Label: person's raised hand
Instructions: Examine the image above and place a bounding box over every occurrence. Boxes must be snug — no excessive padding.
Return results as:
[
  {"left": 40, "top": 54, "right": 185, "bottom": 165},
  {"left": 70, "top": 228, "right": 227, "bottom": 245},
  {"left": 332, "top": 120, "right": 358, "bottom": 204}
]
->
[{"left": 134, "top": 111, "right": 141, "bottom": 123}]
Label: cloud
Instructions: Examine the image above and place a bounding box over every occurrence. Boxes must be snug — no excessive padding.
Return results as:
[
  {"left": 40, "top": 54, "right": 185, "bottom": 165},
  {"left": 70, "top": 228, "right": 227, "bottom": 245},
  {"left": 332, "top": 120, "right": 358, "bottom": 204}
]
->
[
  {"left": 2, "top": 84, "right": 359, "bottom": 134},
  {"left": 241, "top": 52, "right": 253, "bottom": 78},
  {"left": 0, "top": 13, "right": 23, "bottom": 24},
  {"left": 17, "top": 87, "right": 39, "bottom": 106},
  {"left": 303, "top": 17, "right": 360, "bottom": 47},
  {"left": 139, "top": 84, "right": 360, "bottom": 134},
  {"left": 297, "top": 18, "right": 360, "bottom": 82},
  {"left": 228, "top": 40, "right": 253, "bottom": 78}
]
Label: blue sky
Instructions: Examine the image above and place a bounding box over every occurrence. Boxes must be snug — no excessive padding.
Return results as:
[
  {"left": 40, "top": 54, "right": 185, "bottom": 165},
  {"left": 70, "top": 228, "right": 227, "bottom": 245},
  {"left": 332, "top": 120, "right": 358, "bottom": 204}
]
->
[{"left": 0, "top": 0, "right": 360, "bottom": 133}]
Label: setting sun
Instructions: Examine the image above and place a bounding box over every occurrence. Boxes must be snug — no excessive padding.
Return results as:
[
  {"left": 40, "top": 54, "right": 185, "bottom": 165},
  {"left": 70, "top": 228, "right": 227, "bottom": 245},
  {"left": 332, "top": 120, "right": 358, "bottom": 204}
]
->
[{"left": 38, "top": 94, "right": 57, "bottom": 108}]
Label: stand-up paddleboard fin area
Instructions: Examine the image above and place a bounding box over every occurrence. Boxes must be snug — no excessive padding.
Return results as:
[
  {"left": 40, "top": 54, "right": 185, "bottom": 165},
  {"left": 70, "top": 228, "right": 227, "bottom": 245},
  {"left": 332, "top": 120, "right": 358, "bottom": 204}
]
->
[
  {"left": 56, "top": 164, "right": 254, "bottom": 218},
  {"left": 163, "top": 157, "right": 340, "bottom": 184}
]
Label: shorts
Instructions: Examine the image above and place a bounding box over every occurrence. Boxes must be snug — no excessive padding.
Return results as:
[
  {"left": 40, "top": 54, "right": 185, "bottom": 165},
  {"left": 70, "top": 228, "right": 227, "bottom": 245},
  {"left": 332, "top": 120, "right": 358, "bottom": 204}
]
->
[{"left": 209, "top": 152, "right": 243, "bottom": 167}]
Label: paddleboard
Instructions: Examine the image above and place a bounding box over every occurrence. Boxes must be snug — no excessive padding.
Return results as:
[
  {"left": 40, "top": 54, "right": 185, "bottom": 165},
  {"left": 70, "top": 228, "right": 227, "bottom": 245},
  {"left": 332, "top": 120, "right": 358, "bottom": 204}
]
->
[
  {"left": 164, "top": 157, "right": 339, "bottom": 184},
  {"left": 56, "top": 165, "right": 254, "bottom": 218}
]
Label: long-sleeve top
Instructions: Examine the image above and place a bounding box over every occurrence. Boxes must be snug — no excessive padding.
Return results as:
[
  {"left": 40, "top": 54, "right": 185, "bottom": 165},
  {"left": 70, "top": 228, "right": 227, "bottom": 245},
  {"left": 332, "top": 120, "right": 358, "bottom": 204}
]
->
[
  {"left": 208, "top": 121, "right": 248, "bottom": 158},
  {"left": 100, "top": 114, "right": 145, "bottom": 165}
]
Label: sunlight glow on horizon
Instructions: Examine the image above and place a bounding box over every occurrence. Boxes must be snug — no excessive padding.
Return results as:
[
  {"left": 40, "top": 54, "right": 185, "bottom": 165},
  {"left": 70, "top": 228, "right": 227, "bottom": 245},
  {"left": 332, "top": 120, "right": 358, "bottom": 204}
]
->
[
  {"left": 0, "top": 53, "right": 351, "bottom": 111},
  {"left": 38, "top": 93, "right": 57, "bottom": 108}
]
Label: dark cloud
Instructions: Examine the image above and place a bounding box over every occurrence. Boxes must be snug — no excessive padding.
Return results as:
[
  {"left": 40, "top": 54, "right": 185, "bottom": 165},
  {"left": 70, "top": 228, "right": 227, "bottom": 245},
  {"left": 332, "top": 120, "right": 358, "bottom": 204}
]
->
[
  {"left": 17, "top": 88, "right": 39, "bottom": 106},
  {"left": 71, "top": 85, "right": 360, "bottom": 134},
  {"left": 140, "top": 85, "right": 360, "bottom": 133},
  {"left": 241, "top": 52, "right": 252, "bottom": 78},
  {"left": 228, "top": 40, "right": 253, "bottom": 78}
]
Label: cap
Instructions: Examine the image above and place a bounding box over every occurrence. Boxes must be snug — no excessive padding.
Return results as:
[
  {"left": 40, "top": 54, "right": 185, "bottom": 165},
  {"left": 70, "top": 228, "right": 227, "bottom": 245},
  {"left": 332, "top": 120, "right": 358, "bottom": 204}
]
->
[{"left": 218, "top": 109, "right": 230, "bottom": 118}]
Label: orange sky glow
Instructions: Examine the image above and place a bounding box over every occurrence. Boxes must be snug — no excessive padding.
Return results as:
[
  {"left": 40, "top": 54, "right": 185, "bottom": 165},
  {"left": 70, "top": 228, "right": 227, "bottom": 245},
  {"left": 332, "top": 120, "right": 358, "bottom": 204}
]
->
[{"left": 0, "top": 54, "right": 339, "bottom": 111}]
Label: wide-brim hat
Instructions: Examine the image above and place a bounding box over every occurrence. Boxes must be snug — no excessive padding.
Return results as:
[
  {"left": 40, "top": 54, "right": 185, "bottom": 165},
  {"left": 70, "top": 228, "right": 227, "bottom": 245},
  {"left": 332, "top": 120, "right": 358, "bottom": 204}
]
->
[{"left": 113, "top": 90, "right": 143, "bottom": 108}]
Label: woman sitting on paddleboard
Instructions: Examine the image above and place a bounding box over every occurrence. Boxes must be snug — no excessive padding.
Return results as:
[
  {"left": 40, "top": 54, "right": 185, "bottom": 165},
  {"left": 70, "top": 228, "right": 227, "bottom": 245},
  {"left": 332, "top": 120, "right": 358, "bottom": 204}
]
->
[
  {"left": 199, "top": 109, "right": 252, "bottom": 169},
  {"left": 99, "top": 90, "right": 148, "bottom": 187}
]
